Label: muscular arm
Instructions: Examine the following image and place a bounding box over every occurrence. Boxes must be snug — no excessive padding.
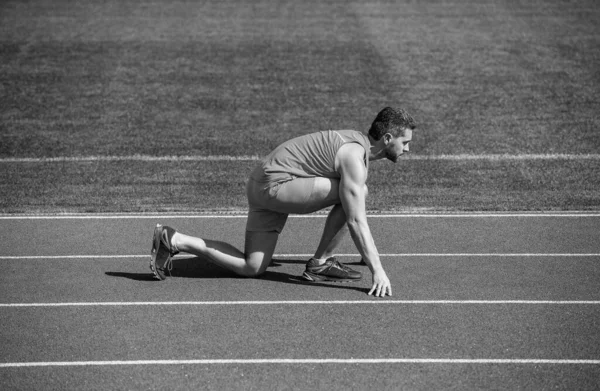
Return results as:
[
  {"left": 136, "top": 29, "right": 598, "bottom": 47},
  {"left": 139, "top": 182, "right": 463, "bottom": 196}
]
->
[{"left": 336, "top": 143, "right": 392, "bottom": 297}]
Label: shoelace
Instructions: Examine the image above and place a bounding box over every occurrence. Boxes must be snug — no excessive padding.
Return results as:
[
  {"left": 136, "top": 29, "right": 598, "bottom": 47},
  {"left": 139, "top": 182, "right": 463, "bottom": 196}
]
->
[
  {"left": 312, "top": 258, "right": 353, "bottom": 271},
  {"left": 332, "top": 259, "right": 353, "bottom": 271},
  {"left": 331, "top": 259, "right": 345, "bottom": 270}
]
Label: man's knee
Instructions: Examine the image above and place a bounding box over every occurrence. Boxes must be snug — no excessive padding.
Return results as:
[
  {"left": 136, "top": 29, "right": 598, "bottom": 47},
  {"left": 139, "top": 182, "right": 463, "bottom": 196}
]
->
[
  {"left": 240, "top": 263, "right": 266, "bottom": 278},
  {"left": 239, "top": 251, "right": 271, "bottom": 277}
]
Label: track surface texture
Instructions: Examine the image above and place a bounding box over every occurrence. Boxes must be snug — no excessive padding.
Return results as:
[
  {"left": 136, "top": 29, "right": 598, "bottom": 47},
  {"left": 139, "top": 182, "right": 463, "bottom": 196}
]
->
[{"left": 1, "top": 213, "right": 599, "bottom": 390}]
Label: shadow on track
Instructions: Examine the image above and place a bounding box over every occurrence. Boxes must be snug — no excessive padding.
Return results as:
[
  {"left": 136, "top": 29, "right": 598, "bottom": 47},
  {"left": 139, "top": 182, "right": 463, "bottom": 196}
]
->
[
  {"left": 271, "top": 258, "right": 365, "bottom": 266},
  {"left": 106, "top": 256, "right": 367, "bottom": 294}
]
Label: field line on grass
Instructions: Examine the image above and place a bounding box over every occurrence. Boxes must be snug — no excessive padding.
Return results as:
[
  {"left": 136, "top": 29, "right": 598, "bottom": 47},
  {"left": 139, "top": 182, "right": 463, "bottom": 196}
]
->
[
  {"left": 1, "top": 358, "right": 599, "bottom": 367},
  {"left": 412, "top": 153, "right": 600, "bottom": 161},
  {"left": 2, "top": 212, "right": 600, "bottom": 219},
  {"left": 1, "top": 253, "right": 599, "bottom": 260},
  {"left": 2, "top": 300, "right": 600, "bottom": 308},
  {"left": 0, "top": 155, "right": 262, "bottom": 163},
  {"left": 2, "top": 153, "right": 600, "bottom": 163}
]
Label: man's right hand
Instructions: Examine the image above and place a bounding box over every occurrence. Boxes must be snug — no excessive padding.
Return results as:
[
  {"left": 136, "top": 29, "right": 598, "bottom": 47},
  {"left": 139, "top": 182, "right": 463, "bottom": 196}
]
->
[{"left": 368, "top": 270, "right": 392, "bottom": 297}]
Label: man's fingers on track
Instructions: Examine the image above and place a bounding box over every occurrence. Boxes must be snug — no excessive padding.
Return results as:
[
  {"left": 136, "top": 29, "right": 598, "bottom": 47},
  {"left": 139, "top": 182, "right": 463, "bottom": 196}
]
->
[{"left": 368, "top": 285, "right": 376, "bottom": 296}]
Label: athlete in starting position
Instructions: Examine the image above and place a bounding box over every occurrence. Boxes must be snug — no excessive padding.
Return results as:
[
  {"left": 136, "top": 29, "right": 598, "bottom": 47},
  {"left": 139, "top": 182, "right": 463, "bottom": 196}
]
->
[{"left": 150, "top": 107, "right": 415, "bottom": 297}]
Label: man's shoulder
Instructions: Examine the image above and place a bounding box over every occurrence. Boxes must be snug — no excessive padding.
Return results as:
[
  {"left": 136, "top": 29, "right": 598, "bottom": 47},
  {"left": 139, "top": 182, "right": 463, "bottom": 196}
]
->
[
  {"left": 335, "top": 142, "right": 368, "bottom": 176},
  {"left": 337, "top": 141, "right": 366, "bottom": 155}
]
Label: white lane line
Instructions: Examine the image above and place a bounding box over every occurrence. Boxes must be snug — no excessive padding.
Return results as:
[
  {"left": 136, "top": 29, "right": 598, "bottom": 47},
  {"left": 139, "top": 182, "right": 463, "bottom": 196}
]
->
[
  {"left": 1, "top": 253, "right": 599, "bottom": 260},
  {"left": 1, "top": 212, "right": 600, "bottom": 219},
  {"left": 1, "top": 358, "right": 598, "bottom": 367},
  {"left": 275, "top": 253, "right": 600, "bottom": 258},
  {"left": 2, "top": 300, "right": 600, "bottom": 307}
]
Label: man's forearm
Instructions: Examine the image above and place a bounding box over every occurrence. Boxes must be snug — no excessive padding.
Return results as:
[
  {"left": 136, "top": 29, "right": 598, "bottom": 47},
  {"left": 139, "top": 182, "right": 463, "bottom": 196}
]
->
[{"left": 346, "top": 218, "right": 384, "bottom": 273}]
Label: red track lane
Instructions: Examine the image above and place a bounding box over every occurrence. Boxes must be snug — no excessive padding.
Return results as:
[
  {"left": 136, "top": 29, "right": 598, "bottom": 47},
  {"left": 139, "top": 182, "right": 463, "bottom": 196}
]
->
[{"left": 1, "top": 214, "right": 599, "bottom": 390}]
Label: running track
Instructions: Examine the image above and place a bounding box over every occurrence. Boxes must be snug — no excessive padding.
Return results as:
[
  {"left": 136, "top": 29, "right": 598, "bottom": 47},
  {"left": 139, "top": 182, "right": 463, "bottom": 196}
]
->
[{"left": 1, "top": 213, "right": 599, "bottom": 390}]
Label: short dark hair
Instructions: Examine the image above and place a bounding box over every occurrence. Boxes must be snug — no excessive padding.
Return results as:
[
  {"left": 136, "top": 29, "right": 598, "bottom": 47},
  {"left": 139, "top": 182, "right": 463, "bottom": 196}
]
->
[{"left": 368, "top": 107, "right": 416, "bottom": 140}]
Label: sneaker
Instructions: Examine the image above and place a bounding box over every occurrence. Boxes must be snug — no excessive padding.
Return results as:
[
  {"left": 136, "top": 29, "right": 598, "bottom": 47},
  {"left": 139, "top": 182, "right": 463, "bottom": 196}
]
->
[
  {"left": 339, "top": 259, "right": 364, "bottom": 270},
  {"left": 302, "top": 257, "right": 362, "bottom": 282},
  {"left": 149, "top": 224, "right": 179, "bottom": 280}
]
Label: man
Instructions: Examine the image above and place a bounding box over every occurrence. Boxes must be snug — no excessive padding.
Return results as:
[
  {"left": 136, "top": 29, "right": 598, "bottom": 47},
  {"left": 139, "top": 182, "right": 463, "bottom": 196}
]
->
[{"left": 150, "top": 107, "right": 415, "bottom": 297}]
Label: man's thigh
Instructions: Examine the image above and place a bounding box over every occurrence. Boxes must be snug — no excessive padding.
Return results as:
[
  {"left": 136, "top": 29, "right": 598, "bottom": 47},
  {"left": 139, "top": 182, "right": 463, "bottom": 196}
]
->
[
  {"left": 246, "top": 208, "right": 288, "bottom": 234},
  {"left": 273, "top": 177, "right": 341, "bottom": 214}
]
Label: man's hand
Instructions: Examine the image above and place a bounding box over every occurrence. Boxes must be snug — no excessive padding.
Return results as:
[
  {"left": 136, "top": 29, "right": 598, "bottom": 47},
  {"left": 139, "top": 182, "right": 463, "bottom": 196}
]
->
[{"left": 368, "top": 270, "right": 392, "bottom": 297}]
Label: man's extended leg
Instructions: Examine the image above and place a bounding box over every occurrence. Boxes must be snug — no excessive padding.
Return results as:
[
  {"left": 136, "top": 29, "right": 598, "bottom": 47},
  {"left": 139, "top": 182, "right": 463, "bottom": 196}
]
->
[{"left": 166, "top": 229, "right": 279, "bottom": 277}]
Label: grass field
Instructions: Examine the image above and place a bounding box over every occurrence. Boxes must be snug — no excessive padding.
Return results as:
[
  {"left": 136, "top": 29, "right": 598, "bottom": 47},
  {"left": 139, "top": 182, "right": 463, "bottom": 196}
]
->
[{"left": 1, "top": 0, "right": 599, "bottom": 212}]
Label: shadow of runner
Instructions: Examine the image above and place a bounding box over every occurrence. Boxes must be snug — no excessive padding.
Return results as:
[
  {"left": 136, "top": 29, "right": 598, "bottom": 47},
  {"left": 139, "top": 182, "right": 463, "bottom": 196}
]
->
[
  {"left": 266, "top": 271, "right": 367, "bottom": 294},
  {"left": 105, "top": 271, "right": 157, "bottom": 282},
  {"left": 269, "top": 258, "right": 364, "bottom": 266},
  {"left": 106, "top": 256, "right": 368, "bottom": 294}
]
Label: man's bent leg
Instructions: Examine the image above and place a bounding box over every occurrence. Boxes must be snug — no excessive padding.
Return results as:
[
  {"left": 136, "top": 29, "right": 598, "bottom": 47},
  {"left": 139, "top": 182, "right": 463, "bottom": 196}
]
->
[
  {"left": 302, "top": 203, "right": 362, "bottom": 282},
  {"left": 313, "top": 203, "right": 348, "bottom": 260},
  {"left": 172, "top": 230, "right": 278, "bottom": 277},
  {"left": 273, "top": 177, "right": 350, "bottom": 260}
]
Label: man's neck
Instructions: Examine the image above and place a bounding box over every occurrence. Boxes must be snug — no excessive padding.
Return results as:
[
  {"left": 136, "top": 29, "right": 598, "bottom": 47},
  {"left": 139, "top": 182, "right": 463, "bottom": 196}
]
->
[{"left": 367, "top": 134, "right": 383, "bottom": 161}]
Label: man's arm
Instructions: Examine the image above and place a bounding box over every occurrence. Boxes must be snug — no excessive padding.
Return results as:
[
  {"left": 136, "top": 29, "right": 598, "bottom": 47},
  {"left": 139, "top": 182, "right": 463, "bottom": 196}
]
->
[{"left": 336, "top": 143, "right": 392, "bottom": 297}]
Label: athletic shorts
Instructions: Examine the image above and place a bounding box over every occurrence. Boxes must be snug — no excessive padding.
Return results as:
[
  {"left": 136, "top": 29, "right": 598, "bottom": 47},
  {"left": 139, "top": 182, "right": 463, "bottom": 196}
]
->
[{"left": 246, "top": 175, "right": 317, "bottom": 233}]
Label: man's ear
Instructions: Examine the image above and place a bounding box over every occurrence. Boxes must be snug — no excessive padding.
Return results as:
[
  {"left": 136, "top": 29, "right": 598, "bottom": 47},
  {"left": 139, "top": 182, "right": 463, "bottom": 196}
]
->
[{"left": 383, "top": 133, "right": 393, "bottom": 144}]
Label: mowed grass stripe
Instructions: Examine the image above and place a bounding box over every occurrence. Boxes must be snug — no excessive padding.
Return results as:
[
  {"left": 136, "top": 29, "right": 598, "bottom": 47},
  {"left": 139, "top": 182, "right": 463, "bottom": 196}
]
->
[{"left": 2, "top": 154, "right": 600, "bottom": 163}]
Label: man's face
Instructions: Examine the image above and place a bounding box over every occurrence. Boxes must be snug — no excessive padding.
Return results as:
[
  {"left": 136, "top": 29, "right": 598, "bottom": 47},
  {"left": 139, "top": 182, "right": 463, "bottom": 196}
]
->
[{"left": 384, "top": 128, "right": 412, "bottom": 163}]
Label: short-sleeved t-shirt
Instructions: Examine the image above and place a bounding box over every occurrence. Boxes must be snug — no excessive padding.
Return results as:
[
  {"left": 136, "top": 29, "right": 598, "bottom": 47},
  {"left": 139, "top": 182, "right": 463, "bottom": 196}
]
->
[{"left": 250, "top": 130, "right": 371, "bottom": 184}]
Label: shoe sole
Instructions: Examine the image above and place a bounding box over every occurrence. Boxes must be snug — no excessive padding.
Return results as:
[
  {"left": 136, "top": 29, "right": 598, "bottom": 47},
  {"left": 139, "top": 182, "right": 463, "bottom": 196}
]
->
[
  {"left": 149, "top": 224, "right": 166, "bottom": 281},
  {"left": 302, "top": 271, "right": 361, "bottom": 283}
]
